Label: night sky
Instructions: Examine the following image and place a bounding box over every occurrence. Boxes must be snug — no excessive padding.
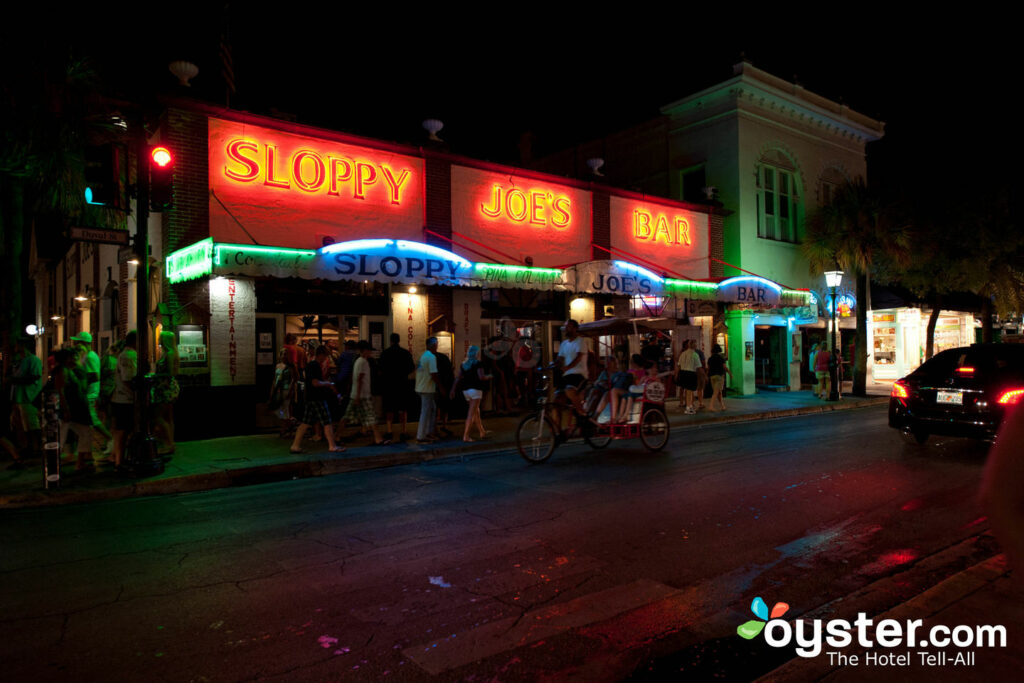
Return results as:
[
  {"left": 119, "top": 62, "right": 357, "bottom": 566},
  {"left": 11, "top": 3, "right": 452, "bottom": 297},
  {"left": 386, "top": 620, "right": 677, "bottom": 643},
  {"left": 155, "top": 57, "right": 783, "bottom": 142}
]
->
[{"left": 8, "top": 10, "right": 1016, "bottom": 193}]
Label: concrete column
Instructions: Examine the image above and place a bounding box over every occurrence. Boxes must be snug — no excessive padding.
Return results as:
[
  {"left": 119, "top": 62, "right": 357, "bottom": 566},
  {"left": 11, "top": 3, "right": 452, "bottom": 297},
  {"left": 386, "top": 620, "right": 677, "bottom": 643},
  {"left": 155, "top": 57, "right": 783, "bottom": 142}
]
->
[{"left": 725, "top": 310, "right": 756, "bottom": 395}]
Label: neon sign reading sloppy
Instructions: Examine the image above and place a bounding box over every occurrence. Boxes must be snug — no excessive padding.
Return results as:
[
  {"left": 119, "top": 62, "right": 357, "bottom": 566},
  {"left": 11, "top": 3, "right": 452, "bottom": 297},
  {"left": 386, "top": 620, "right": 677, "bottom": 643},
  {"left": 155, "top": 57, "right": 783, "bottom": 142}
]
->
[
  {"left": 222, "top": 138, "right": 412, "bottom": 205},
  {"left": 633, "top": 209, "right": 691, "bottom": 246},
  {"left": 479, "top": 184, "right": 571, "bottom": 229}
]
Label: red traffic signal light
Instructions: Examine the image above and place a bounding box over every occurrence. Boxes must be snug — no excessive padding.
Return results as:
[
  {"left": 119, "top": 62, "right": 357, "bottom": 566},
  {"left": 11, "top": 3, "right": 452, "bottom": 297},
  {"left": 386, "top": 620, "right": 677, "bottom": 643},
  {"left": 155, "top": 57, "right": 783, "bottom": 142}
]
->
[
  {"left": 149, "top": 145, "right": 175, "bottom": 211},
  {"left": 151, "top": 146, "right": 173, "bottom": 168}
]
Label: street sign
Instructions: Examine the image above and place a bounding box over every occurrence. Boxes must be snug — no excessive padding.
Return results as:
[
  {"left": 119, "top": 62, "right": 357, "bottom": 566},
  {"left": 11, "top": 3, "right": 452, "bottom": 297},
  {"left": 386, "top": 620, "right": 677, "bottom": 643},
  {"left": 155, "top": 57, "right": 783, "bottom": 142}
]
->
[
  {"left": 117, "top": 246, "right": 136, "bottom": 264},
  {"left": 70, "top": 226, "right": 130, "bottom": 246}
]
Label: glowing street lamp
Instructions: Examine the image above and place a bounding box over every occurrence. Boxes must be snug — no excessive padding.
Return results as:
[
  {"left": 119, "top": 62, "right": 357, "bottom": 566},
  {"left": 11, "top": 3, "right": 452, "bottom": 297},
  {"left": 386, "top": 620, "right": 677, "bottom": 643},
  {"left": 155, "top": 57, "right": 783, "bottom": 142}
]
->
[{"left": 825, "top": 268, "right": 844, "bottom": 401}]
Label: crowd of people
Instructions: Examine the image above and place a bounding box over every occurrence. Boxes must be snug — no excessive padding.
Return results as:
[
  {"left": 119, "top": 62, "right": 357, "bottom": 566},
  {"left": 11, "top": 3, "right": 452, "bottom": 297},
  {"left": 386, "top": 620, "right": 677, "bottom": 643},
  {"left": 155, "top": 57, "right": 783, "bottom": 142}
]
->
[
  {"left": 3, "top": 329, "right": 179, "bottom": 474},
  {"left": 275, "top": 322, "right": 747, "bottom": 456},
  {"left": 274, "top": 331, "right": 550, "bottom": 452},
  {"left": 2, "top": 322, "right": 747, "bottom": 472}
]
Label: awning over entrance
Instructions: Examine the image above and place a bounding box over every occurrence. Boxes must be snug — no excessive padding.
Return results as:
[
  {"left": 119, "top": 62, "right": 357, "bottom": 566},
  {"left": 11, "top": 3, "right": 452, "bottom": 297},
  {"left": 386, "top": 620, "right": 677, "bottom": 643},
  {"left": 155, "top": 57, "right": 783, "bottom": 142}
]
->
[{"left": 165, "top": 238, "right": 814, "bottom": 308}]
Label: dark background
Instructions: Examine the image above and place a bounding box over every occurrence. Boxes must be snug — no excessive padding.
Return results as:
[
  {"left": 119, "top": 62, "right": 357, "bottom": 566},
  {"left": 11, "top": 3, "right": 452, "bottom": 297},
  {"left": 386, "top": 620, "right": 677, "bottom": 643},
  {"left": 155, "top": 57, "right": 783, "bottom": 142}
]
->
[{"left": 6, "top": 9, "right": 1016, "bottom": 192}]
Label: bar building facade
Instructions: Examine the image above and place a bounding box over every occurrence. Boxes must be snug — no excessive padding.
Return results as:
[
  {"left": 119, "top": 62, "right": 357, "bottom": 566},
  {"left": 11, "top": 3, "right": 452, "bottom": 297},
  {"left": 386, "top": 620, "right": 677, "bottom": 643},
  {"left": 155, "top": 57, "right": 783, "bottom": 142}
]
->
[{"left": 34, "top": 100, "right": 813, "bottom": 438}]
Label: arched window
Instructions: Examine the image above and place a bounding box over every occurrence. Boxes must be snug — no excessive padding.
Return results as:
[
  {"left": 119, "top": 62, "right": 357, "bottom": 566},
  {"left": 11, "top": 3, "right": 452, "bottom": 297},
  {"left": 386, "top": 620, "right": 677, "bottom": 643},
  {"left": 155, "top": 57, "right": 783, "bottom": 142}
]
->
[{"left": 756, "top": 150, "right": 801, "bottom": 243}]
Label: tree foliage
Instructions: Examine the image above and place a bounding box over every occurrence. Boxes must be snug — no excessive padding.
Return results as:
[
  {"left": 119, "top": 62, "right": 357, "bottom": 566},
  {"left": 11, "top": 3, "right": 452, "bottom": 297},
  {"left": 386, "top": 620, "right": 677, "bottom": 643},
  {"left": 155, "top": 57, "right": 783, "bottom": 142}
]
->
[{"left": 802, "top": 178, "right": 911, "bottom": 395}]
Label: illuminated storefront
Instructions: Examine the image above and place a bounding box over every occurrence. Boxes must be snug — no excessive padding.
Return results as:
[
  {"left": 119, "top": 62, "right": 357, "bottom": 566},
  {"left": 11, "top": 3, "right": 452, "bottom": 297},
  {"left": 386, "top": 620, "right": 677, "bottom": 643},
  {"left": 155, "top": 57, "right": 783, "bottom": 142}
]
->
[
  {"left": 868, "top": 308, "right": 975, "bottom": 381},
  {"left": 149, "top": 104, "right": 818, "bottom": 434}
]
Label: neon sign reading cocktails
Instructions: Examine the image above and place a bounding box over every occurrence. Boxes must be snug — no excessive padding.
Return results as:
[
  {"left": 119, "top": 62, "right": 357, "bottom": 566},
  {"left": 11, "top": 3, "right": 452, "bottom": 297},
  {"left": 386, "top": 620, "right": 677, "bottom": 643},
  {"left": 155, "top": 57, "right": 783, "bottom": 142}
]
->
[
  {"left": 479, "top": 184, "right": 572, "bottom": 229},
  {"left": 633, "top": 209, "right": 691, "bottom": 246},
  {"left": 222, "top": 138, "right": 413, "bottom": 205}
]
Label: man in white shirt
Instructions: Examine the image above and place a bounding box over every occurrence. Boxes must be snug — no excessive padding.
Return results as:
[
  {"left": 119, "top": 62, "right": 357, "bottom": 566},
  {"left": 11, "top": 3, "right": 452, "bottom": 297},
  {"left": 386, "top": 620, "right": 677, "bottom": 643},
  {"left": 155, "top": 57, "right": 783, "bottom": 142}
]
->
[
  {"left": 340, "top": 340, "right": 387, "bottom": 445},
  {"left": 71, "top": 331, "right": 112, "bottom": 450},
  {"left": 556, "top": 319, "right": 588, "bottom": 415},
  {"left": 415, "top": 337, "right": 440, "bottom": 443},
  {"left": 677, "top": 339, "right": 700, "bottom": 414}
]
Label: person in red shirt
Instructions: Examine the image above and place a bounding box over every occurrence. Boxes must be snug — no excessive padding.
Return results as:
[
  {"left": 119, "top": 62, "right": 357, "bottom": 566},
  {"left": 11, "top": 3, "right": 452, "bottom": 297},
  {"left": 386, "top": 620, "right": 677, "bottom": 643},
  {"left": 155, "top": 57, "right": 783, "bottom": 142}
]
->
[
  {"left": 282, "top": 334, "right": 307, "bottom": 372},
  {"left": 814, "top": 345, "right": 832, "bottom": 399}
]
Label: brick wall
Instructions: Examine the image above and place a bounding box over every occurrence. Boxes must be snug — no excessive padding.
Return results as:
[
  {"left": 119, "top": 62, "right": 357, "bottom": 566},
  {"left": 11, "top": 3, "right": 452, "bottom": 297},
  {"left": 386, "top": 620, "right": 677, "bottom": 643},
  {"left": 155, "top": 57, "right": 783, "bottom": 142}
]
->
[
  {"left": 163, "top": 108, "right": 210, "bottom": 319},
  {"left": 709, "top": 213, "right": 725, "bottom": 278},
  {"left": 591, "top": 191, "right": 610, "bottom": 260},
  {"left": 424, "top": 153, "right": 454, "bottom": 332},
  {"left": 427, "top": 287, "right": 453, "bottom": 335},
  {"left": 424, "top": 154, "right": 451, "bottom": 249}
]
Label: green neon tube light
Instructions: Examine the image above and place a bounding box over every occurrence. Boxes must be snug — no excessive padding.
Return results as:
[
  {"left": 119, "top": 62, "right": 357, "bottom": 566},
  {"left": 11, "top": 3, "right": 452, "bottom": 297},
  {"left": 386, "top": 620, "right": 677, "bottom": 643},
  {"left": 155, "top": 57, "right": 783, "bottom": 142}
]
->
[
  {"left": 166, "top": 238, "right": 213, "bottom": 284},
  {"left": 213, "top": 243, "right": 318, "bottom": 266},
  {"left": 474, "top": 263, "right": 563, "bottom": 276}
]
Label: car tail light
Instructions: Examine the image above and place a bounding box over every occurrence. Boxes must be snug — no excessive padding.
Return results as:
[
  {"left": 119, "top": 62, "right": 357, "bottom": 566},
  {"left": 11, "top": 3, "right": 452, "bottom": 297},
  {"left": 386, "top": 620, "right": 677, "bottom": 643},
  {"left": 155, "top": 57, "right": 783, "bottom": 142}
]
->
[
  {"left": 996, "top": 388, "right": 1024, "bottom": 405},
  {"left": 955, "top": 366, "right": 975, "bottom": 375},
  {"left": 891, "top": 381, "right": 909, "bottom": 399}
]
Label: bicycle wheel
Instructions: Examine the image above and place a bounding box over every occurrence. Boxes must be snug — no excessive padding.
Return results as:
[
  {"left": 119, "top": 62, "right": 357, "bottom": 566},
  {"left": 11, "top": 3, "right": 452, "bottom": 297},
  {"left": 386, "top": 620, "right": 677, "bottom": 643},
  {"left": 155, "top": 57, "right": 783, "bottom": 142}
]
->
[
  {"left": 639, "top": 407, "right": 669, "bottom": 451},
  {"left": 516, "top": 412, "right": 558, "bottom": 463},
  {"left": 583, "top": 419, "right": 612, "bottom": 449}
]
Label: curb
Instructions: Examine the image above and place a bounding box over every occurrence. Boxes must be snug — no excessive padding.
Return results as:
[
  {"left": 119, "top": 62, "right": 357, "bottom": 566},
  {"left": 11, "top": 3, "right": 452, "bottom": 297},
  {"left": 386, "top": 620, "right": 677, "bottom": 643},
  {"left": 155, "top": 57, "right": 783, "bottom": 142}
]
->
[{"left": 0, "top": 398, "right": 888, "bottom": 509}]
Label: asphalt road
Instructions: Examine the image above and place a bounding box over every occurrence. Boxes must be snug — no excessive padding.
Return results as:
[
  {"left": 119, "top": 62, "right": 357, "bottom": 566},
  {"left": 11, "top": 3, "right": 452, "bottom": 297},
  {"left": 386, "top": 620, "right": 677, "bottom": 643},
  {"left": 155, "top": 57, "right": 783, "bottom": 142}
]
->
[{"left": 0, "top": 406, "right": 1001, "bottom": 681}]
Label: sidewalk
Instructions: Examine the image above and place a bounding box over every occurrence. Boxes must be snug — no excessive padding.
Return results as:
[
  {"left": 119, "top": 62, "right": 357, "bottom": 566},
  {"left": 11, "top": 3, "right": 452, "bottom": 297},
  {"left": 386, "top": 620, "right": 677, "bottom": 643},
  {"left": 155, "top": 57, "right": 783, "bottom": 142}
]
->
[{"left": 0, "top": 389, "right": 888, "bottom": 509}]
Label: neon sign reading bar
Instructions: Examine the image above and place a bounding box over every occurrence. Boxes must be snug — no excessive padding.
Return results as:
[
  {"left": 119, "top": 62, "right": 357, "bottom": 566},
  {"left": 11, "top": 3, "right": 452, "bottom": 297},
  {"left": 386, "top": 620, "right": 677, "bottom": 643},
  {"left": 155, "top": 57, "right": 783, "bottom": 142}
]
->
[{"left": 633, "top": 209, "right": 691, "bottom": 246}]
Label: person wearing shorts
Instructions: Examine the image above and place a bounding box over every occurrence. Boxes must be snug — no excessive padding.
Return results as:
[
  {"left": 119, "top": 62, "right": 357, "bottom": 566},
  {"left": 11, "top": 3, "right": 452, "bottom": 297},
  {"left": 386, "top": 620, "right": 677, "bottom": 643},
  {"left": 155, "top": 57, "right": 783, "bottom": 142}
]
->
[
  {"left": 556, "top": 320, "right": 588, "bottom": 414},
  {"left": 457, "top": 345, "right": 491, "bottom": 442},
  {"left": 676, "top": 339, "right": 700, "bottom": 414},
  {"left": 341, "top": 341, "right": 388, "bottom": 445},
  {"left": 56, "top": 348, "right": 95, "bottom": 473},
  {"left": 289, "top": 345, "right": 344, "bottom": 454},
  {"left": 707, "top": 343, "right": 732, "bottom": 411},
  {"left": 71, "top": 331, "right": 111, "bottom": 451}
]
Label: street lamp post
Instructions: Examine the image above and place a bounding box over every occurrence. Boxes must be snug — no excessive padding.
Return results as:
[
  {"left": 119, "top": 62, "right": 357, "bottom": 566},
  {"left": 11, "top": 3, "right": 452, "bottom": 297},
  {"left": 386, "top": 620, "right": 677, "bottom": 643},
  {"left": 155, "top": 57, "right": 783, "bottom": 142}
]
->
[{"left": 825, "top": 268, "right": 844, "bottom": 401}]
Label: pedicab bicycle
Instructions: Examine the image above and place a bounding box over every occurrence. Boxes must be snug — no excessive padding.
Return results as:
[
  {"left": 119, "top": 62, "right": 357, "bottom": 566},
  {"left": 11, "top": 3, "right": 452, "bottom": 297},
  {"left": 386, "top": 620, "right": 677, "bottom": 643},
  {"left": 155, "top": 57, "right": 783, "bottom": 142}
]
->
[{"left": 515, "top": 318, "right": 671, "bottom": 463}]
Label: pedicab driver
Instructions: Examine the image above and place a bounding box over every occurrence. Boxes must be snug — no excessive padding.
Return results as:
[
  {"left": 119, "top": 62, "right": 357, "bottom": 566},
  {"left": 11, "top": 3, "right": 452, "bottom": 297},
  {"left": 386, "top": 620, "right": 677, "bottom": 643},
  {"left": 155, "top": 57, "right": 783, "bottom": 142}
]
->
[{"left": 556, "top": 319, "right": 588, "bottom": 418}]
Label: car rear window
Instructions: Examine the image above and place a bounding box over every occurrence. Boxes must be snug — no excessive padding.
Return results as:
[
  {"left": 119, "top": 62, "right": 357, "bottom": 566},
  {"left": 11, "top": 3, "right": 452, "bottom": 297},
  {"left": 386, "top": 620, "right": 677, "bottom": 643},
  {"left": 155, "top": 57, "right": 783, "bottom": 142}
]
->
[{"left": 911, "top": 345, "right": 1024, "bottom": 378}]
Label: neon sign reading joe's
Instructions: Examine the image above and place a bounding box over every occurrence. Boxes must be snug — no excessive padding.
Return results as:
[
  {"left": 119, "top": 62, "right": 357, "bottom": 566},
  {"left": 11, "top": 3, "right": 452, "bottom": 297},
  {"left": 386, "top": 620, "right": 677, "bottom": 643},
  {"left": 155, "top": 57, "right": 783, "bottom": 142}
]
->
[
  {"left": 479, "top": 184, "right": 572, "bottom": 229},
  {"left": 222, "top": 138, "right": 413, "bottom": 205}
]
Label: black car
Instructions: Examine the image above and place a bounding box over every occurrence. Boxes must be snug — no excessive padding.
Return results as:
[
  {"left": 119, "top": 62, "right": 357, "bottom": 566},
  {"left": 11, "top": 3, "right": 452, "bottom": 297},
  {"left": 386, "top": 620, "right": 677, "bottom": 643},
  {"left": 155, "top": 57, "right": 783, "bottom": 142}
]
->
[{"left": 889, "top": 344, "right": 1024, "bottom": 443}]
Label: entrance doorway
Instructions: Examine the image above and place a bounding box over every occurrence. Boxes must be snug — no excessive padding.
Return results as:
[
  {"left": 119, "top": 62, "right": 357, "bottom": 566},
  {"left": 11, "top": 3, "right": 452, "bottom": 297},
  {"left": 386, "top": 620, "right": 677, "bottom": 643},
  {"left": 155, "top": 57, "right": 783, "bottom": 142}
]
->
[{"left": 754, "top": 325, "right": 787, "bottom": 388}]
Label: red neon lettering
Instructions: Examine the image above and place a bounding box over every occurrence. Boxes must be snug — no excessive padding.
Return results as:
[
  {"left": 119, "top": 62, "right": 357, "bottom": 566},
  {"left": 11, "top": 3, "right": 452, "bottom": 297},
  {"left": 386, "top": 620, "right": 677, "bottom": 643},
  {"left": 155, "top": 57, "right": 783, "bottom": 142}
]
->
[
  {"left": 551, "top": 197, "right": 571, "bottom": 228},
  {"left": 633, "top": 210, "right": 652, "bottom": 239},
  {"left": 353, "top": 162, "right": 377, "bottom": 200},
  {"left": 292, "top": 150, "right": 326, "bottom": 192},
  {"left": 327, "top": 157, "right": 353, "bottom": 196},
  {"left": 633, "top": 208, "right": 692, "bottom": 246},
  {"left": 529, "top": 191, "right": 546, "bottom": 227},
  {"left": 480, "top": 184, "right": 572, "bottom": 229},
  {"left": 224, "top": 140, "right": 260, "bottom": 182},
  {"left": 381, "top": 166, "right": 410, "bottom": 205},
  {"left": 653, "top": 215, "right": 672, "bottom": 244},
  {"left": 505, "top": 189, "right": 528, "bottom": 222},
  {"left": 480, "top": 185, "right": 502, "bottom": 217},
  {"left": 264, "top": 146, "right": 290, "bottom": 189},
  {"left": 675, "top": 217, "right": 691, "bottom": 245}
]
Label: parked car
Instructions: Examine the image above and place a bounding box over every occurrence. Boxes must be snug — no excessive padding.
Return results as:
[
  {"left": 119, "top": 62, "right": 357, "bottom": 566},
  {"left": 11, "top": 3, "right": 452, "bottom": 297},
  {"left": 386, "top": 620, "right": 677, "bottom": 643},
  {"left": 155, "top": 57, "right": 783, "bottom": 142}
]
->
[{"left": 889, "top": 344, "right": 1024, "bottom": 443}]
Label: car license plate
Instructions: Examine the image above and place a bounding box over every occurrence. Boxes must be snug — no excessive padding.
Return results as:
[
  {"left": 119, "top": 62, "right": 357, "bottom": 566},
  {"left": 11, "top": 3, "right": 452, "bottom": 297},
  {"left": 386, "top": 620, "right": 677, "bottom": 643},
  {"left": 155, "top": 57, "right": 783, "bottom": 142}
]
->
[{"left": 936, "top": 390, "right": 963, "bottom": 405}]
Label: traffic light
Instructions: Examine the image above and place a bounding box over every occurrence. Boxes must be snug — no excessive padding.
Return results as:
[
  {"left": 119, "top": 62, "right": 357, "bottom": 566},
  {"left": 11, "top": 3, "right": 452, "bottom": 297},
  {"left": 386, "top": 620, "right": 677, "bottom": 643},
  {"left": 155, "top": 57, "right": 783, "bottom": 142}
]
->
[
  {"left": 149, "top": 145, "right": 175, "bottom": 211},
  {"left": 84, "top": 144, "right": 116, "bottom": 206}
]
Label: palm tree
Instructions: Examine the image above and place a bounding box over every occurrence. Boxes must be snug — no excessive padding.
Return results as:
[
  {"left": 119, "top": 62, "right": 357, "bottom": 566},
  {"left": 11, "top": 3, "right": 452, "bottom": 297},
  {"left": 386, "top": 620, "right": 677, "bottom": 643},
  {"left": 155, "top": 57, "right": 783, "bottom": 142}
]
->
[
  {"left": 802, "top": 179, "right": 911, "bottom": 396},
  {"left": 1, "top": 42, "right": 107, "bottom": 364},
  {"left": 896, "top": 184, "right": 1023, "bottom": 355}
]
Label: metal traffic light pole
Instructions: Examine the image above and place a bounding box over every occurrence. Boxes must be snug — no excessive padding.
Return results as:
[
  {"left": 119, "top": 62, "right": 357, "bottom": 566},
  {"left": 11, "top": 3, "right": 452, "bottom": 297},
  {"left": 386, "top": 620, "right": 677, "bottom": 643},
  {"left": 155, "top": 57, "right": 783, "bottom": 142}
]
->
[{"left": 126, "top": 128, "right": 159, "bottom": 471}]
